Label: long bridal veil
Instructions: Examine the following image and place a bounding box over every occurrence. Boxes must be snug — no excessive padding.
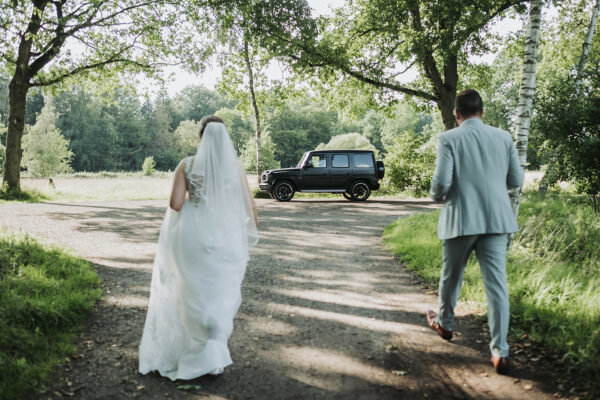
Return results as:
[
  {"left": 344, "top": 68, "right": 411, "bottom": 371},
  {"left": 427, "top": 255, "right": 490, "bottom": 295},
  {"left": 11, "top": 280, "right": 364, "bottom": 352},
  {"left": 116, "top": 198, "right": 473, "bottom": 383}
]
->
[{"left": 139, "top": 122, "right": 258, "bottom": 380}]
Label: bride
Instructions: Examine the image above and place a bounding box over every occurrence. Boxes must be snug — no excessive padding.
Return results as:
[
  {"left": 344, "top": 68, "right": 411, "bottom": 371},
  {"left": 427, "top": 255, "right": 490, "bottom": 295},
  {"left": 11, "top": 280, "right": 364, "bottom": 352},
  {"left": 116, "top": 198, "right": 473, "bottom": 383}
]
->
[{"left": 139, "top": 116, "right": 259, "bottom": 380}]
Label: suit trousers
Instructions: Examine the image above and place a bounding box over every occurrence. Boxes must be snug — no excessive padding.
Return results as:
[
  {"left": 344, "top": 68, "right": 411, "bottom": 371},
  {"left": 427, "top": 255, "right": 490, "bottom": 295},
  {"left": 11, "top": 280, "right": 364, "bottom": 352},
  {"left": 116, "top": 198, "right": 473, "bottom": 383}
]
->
[{"left": 436, "top": 233, "right": 510, "bottom": 357}]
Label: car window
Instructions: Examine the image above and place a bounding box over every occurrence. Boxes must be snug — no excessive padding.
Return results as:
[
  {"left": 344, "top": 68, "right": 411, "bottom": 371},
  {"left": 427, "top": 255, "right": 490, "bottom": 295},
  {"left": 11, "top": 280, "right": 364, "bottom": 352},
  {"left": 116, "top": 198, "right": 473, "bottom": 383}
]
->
[
  {"left": 331, "top": 154, "right": 349, "bottom": 168},
  {"left": 308, "top": 154, "right": 327, "bottom": 168},
  {"left": 353, "top": 154, "right": 374, "bottom": 168}
]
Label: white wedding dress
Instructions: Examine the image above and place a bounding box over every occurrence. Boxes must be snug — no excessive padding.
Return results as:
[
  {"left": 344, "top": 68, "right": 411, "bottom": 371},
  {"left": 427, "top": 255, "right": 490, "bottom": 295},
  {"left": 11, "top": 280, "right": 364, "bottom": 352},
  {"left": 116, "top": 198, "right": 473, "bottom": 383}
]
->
[{"left": 139, "top": 122, "right": 258, "bottom": 380}]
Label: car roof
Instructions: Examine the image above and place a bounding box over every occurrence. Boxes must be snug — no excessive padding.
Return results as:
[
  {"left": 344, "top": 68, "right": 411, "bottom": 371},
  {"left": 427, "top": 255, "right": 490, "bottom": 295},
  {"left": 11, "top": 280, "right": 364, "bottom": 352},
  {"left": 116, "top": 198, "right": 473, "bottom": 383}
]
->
[{"left": 308, "top": 150, "right": 374, "bottom": 154}]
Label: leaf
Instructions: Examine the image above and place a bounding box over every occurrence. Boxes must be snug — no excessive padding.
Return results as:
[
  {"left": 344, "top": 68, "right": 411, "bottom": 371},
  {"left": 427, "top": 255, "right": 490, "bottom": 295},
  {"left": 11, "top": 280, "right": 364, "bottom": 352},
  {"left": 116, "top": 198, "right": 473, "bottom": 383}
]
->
[{"left": 177, "top": 384, "right": 202, "bottom": 391}]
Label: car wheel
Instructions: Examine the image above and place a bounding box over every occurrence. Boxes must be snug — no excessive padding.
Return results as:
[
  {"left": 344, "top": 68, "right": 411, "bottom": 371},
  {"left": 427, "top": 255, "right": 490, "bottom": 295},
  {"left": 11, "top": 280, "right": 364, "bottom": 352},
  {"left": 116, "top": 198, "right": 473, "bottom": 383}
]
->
[
  {"left": 342, "top": 192, "right": 354, "bottom": 201},
  {"left": 272, "top": 181, "right": 295, "bottom": 201},
  {"left": 350, "top": 181, "right": 370, "bottom": 201}
]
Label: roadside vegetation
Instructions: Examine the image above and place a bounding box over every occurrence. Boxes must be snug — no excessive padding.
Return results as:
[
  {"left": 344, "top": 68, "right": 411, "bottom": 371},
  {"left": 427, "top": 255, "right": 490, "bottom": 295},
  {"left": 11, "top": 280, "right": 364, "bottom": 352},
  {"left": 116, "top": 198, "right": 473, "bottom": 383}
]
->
[
  {"left": 383, "top": 188, "right": 600, "bottom": 392},
  {"left": 0, "top": 230, "right": 101, "bottom": 399}
]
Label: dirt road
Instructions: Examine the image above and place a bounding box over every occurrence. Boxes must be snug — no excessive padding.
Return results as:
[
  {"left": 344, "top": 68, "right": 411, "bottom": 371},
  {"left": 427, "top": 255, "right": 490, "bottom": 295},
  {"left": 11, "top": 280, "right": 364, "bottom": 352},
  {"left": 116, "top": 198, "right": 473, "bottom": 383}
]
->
[{"left": 0, "top": 199, "right": 558, "bottom": 399}]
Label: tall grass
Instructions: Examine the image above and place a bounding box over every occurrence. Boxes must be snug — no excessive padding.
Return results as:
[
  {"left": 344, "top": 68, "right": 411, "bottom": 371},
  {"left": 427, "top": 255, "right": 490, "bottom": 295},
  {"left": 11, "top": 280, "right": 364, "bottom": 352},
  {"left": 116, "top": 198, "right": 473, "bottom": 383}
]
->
[
  {"left": 383, "top": 191, "right": 600, "bottom": 386},
  {"left": 0, "top": 230, "right": 101, "bottom": 399}
]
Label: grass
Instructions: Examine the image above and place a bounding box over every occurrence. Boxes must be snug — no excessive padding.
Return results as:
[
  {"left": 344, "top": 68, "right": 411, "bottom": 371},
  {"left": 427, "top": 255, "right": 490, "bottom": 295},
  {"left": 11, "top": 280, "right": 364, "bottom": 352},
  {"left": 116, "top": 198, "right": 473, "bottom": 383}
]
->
[
  {"left": 383, "top": 190, "right": 600, "bottom": 390},
  {"left": 0, "top": 230, "right": 101, "bottom": 399}
]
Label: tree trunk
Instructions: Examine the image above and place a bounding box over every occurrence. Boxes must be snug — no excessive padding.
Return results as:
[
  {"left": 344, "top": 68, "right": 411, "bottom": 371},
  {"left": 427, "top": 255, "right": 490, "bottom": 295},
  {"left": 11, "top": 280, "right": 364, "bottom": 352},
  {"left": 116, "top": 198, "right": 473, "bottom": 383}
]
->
[
  {"left": 575, "top": 0, "right": 600, "bottom": 97},
  {"left": 539, "top": 0, "right": 598, "bottom": 193},
  {"left": 510, "top": 0, "right": 543, "bottom": 222},
  {"left": 3, "top": 1, "right": 48, "bottom": 191},
  {"left": 243, "top": 35, "right": 263, "bottom": 183},
  {"left": 3, "top": 77, "right": 29, "bottom": 191}
]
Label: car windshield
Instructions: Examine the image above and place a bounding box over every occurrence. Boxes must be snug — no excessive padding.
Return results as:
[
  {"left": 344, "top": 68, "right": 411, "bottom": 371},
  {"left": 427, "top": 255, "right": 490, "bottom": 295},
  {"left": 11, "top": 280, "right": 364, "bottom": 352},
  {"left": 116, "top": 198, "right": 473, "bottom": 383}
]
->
[{"left": 297, "top": 152, "right": 310, "bottom": 167}]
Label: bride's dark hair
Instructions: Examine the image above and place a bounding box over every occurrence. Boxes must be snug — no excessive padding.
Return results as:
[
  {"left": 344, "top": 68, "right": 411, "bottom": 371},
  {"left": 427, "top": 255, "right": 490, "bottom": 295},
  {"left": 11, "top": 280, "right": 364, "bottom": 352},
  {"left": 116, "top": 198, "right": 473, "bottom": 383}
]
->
[{"left": 199, "top": 115, "right": 225, "bottom": 137}]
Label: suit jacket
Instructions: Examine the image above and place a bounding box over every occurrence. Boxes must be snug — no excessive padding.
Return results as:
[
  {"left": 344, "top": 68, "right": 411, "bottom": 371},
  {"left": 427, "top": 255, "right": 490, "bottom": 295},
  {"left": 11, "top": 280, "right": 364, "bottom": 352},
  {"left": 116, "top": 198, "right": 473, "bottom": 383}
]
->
[{"left": 430, "top": 118, "right": 524, "bottom": 240}]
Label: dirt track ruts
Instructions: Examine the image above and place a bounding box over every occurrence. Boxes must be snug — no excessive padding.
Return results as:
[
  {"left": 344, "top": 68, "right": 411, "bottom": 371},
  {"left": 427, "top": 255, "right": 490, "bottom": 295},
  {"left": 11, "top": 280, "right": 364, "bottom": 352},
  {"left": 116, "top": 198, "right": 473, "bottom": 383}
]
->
[{"left": 0, "top": 198, "right": 558, "bottom": 399}]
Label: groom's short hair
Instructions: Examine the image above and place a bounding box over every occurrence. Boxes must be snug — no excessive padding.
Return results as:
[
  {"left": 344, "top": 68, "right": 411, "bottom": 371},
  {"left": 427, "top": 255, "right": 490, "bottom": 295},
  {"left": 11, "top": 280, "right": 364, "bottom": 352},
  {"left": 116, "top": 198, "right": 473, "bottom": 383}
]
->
[
  {"left": 199, "top": 115, "right": 225, "bottom": 137},
  {"left": 455, "top": 89, "right": 483, "bottom": 118}
]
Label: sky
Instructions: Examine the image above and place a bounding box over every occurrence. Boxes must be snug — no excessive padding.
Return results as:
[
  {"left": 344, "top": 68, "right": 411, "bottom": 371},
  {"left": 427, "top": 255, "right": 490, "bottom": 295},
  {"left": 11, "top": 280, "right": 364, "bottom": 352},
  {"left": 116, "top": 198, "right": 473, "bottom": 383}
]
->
[
  {"left": 160, "top": 0, "right": 525, "bottom": 97},
  {"left": 161, "top": 0, "right": 346, "bottom": 96}
]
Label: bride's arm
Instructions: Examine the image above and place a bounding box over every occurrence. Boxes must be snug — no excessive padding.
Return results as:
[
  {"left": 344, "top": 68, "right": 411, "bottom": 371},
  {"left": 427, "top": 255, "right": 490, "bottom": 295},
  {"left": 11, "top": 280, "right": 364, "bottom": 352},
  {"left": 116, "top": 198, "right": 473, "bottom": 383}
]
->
[{"left": 169, "top": 163, "right": 187, "bottom": 211}]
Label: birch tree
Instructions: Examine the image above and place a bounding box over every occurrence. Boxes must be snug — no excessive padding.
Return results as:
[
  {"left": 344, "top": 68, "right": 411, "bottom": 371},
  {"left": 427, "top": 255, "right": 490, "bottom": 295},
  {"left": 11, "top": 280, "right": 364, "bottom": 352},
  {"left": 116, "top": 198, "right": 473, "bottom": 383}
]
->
[
  {"left": 575, "top": 0, "right": 600, "bottom": 97},
  {"left": 510, "top": 0, "right": 543, "bottom": 217}
]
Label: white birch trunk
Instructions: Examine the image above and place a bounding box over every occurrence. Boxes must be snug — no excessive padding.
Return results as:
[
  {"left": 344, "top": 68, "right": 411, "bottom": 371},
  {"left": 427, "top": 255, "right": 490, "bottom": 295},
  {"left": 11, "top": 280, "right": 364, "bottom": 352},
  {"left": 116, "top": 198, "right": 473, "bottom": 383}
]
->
[
  {"left": 510, "top": 0, "right": 543, "bottom": 218},
  {"left": 575, "top": 0, "right": 600, "bottom": 97},
  {"left": 243, "top": 34, "right": 263, "bottom": 184}
]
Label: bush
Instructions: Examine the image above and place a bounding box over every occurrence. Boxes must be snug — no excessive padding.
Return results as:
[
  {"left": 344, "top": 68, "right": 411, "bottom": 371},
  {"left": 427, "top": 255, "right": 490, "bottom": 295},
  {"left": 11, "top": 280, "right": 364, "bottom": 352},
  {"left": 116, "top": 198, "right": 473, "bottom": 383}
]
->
[
  {"left": 21, "top": 103, "right": 73, "bottom": 178},
  {"left": 141, "top": 156, "right": 156, "bottom": 176},
  {"left": 0, "top": 230, "right": 101, "bottom": 399},
  {"left": 384, "top": 131, "right": 436, "bottom": 197},
  {"left": 316, "top": 132, "right": 377, "bottom": 154}
]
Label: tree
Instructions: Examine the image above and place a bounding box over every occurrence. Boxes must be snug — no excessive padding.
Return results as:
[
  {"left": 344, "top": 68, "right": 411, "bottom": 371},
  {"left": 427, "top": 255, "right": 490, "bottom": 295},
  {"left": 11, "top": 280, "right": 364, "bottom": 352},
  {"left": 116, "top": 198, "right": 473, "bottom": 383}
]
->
[
  {"left": 255, "top": 0, "right": 528, "bottom": 130},
  {"left": 510, "top": 0, "right": 543, "bottom": 219},
  {"left": 171, "top": 85, "right": 235, "bottom": 128},
  {"left": 316, "top": 133, "right": 377, "bottom": 153},
  {"left": 538, "top": 0, "right": 600, "bottom": 192},
  {"left": 174, "top": 120, "right": 202, "bottom": 158},
  {"left": 215, "top": 107, "right": 253, "bottom": 156},
  {"left": 240, "top": 132, "right": 279, "bottom": 172},
  {"left": 21, "top": 102, "right": 72, "bottom": 177},
  {"left": 0, "top": 0, "right": 189, "bottom": 190},
  {"left": 267, "top": 101, "right": 337, "bottom": 168}
]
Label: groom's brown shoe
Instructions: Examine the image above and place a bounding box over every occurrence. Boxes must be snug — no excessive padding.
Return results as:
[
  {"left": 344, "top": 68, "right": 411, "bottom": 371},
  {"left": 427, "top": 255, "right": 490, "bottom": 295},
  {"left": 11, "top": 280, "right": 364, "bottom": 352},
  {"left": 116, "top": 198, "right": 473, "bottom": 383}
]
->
[
  {"left": 426, "top": 310, "right": 453, "bottom": 340},
  {"left": 491, "top": 356, "right": 511, "bottom": 375}
]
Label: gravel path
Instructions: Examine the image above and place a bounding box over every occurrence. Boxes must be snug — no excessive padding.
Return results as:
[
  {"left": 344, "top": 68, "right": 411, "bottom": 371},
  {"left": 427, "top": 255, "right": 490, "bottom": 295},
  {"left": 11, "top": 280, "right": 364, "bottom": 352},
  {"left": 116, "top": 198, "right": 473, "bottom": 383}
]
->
[{"left": 0, "top": 198, "right": 558, "bottom": 399}]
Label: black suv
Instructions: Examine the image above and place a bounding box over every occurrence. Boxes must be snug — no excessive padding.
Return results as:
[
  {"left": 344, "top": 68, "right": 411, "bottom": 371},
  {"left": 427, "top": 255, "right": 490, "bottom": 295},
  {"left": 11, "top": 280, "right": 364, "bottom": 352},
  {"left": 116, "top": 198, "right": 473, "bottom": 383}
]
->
[{"left": 259, "top": 150, "right": 384, "bottom": 201}]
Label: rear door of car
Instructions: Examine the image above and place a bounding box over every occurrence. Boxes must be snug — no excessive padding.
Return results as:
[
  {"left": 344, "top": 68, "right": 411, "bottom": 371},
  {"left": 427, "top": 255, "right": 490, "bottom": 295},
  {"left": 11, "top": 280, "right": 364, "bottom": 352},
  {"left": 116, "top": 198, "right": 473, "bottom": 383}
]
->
[{"left": 328, "top": 153, "right": 352, "bottom": 190}]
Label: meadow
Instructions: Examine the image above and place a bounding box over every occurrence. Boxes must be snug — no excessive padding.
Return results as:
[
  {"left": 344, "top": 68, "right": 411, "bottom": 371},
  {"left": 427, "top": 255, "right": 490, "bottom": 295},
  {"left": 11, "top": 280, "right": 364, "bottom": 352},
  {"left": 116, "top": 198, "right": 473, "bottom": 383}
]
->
[
  {"left": 0, "top": 230, "right": 101, "bottom": 399},
  {"left": 383, "top": 186, "right": 600, "bottom": 393}
]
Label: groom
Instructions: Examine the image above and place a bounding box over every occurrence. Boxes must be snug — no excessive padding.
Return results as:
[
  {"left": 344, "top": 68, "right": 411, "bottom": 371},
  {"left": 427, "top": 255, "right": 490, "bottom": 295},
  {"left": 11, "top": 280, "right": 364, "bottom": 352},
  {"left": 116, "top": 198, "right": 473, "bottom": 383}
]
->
[{"left": 426, "top": 89, "right": 524, "bottom": 374}]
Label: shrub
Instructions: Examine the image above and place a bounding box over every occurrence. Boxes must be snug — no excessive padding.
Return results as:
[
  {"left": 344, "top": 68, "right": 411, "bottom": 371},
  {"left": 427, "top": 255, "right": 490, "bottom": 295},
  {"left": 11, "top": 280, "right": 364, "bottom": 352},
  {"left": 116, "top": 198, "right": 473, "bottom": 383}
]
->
[
  {"left": 21, "top": 103, "right": 73, "bottom": 178},
  {"left": 141, "top": 156, "right": 156, "bottom": 176},
  {"left": 384, "top": 131, "right": 436, "bottom": 197}
]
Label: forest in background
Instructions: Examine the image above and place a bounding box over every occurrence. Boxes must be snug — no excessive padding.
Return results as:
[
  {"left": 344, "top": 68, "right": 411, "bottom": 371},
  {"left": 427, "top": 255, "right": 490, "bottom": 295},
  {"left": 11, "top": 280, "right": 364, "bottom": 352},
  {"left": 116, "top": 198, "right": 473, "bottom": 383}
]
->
[{"left": 0, "top": 0, "right": 598, "bottom": 201}]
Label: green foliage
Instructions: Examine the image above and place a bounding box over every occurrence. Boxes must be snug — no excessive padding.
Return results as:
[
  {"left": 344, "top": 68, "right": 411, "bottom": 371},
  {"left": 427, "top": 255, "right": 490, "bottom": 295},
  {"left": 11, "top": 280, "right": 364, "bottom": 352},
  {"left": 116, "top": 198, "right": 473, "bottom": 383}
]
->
[
  {"left": 141, "top": 156, "right": 156, "bottom": 176},
  {"left": 533, "top": 74, "right": 600, "bottom": 208},
  {"left": 241, "top": 133, "right": 279, "bottom": 172},
  {"left": 267, "top": 101, "right": 338, "bottom": 167},
  {"left": 316, "top": 132, "right": 376, "bottom": 153},
  {"left": 383, "top": 191, "right": 600, "bottom": 388},
  {"left": 174, "top": 120, "right": 201, "bottom": 158},
  {"left": 381, "top": 103, "right": 435, "bottom": 152},
  {"left": 0, "top": 185, "right": 48, "bottom": 203},
  {"left": 0, "top": 230, "right": 101, "bottom": 399},
  {"left": 384, "top": 131, "right": 437, "bottom": 196},
  {"left": 252, "top": 188, "right": 272, "bottom": 199},
  {"left": 22, "top": 102, "right": 73, "bottom": 178},
  {"left": 215, "top": 107, "right": 254, "bottom": 157}
]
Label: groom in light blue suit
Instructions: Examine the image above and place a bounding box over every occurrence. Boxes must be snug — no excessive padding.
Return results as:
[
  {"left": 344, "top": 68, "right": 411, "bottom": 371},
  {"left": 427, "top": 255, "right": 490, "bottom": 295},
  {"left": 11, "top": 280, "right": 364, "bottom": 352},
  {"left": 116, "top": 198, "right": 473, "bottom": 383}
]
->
[{"left": 427, "top": 89, "right": 524, "bottom": 374}]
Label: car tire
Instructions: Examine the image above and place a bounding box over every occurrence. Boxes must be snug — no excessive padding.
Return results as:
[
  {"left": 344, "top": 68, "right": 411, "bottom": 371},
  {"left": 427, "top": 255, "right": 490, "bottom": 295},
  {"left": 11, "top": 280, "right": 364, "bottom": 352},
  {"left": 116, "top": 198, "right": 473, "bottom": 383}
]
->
[
  {"left": 342, "top": 192, "right": 354, "bottom": 201},
  {"left": 272, "top": 181, "right": 295, "bottom": 201},
  {"left": 350, "top": 181, "right": 370, "bottom": 201}
]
